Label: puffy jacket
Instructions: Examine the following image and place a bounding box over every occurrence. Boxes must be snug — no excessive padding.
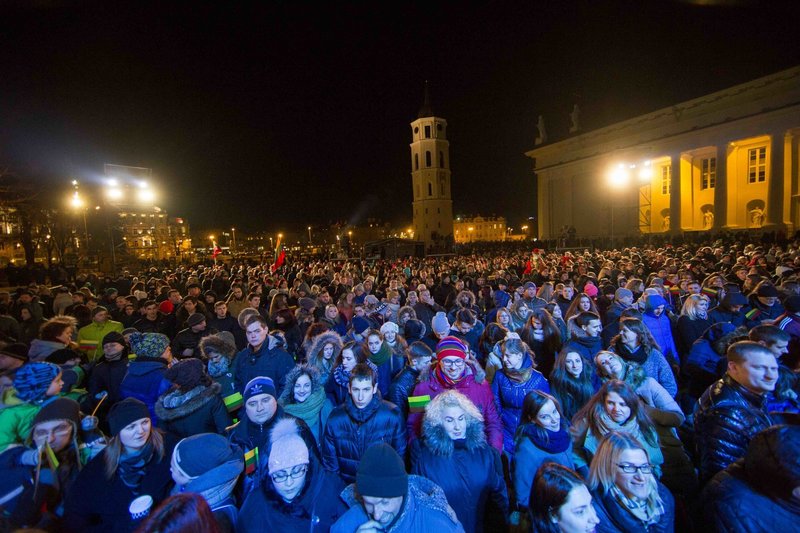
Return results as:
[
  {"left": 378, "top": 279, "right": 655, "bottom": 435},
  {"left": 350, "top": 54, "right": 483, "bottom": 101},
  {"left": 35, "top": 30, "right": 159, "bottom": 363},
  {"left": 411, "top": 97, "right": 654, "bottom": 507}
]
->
[
  {"left": 592, "top": 481, "right": 675, "bottom": 533},
  {"left": 119, "top": 356, "right": 171, "bottom": 422},
  {"left": 693, "top": 375, "right": 774, "bottom": 483},
  {"left": 233, "top": 335, "right": 295, "bottom": 396},
  {"left": 408, "top": 372, "right": 503, "bottom": 452},
  {"left": 410, "top": 422, "right": 508, "bottom": 533},
  {"left": 773, "top": 312, "right": 800, "bottom": 339},
  {"left": 743, "top": 294, "right": 784, "bottom": 329},
  {"left": 388, "top": 365, "right": 421, "bottom": 420},
  {"left": 155, "top": 382, "right": 231, "bottom": 439},
  {"left": 171, "top": 327, "right": 216, "bottom": 360},
  {"left": 685, "top": 322, "right": 735, "bottom": 376},
  {"left": 321, "top": 396, "right": 406, "bottom": 484},
  {"left": 0, "top": 391, "right": 40, "bottom": 453},
  {"left": 332, "top": 475, "right": 465, "bottom": 533},
  {"left": 702, "top": 426, "right": 800, "bottom": 532},
  {"left": 490, "top": 361, "right": 550, "bottom": 455},
  {"left": 675, "top": 315, "right": 712, "bottom": 362}
]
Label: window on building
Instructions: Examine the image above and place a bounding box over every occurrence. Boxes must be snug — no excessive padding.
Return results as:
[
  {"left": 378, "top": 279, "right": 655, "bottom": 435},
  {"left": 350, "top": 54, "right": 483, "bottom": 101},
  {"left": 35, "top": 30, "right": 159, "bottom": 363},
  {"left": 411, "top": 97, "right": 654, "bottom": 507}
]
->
[
  {"left": 661, "top": 165, "right": 671, "bottom": 194},
  {"left": 425, "top": 125, "right": 431, "bottom": 138},
  {"left": 748, "top": 147, "right": 767, "bottom": 183},
  {"left": 701, "top": 158, "right": 716, "bottom": 190},
  {"left": 428, "top": 183, "right": 432, "bottom": 196},
  {"left": 437, "top": 207, "right": 440, "bottom": 214},
  {"left": 426, "top": 151, "right": 432, "bottom": 167},
  {"left": 439, "top": 151, "right": 444, "bottom": 168},
  {"left": 414, "top": 153, "right": 419, "bottom": 170}
]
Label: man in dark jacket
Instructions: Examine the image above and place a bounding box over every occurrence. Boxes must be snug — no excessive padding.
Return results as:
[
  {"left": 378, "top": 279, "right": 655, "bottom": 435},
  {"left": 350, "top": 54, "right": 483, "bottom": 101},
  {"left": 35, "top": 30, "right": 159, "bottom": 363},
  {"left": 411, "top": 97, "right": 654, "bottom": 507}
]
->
[
  {"left": 132, "top": 300, "right": 166, "bottom": 333},
  {"left": 601, "top": 288, "right": 633, "bottom": 348},
  {"left": 120, "top": 332, "right": 172, "bottom": 422},
  {"left": 413, "top": 290, "right": 445, "bottom": 332},
  {"left": 702, "top": 424, "right": 800, "bottom": 532},
  {"left": 743, "top": 283, "right": 785, "bottom": 328},
  {"left": 708, "top": 291, "right": 748, "bottom": 328},
  {"left": 321, "top": 363, "right": 406, "bottom": 484},
  {"left": 232, "top": 315, "right": 294, "bottom": 397},
  {"left": 171, "top": 313, "right": 216, "bottom": 360},
  {"left": 388, "top": 342, "right": 433, "bottom": 420},
  {"left": 694, "top": 340, "right": 778, "bottom": 483}
]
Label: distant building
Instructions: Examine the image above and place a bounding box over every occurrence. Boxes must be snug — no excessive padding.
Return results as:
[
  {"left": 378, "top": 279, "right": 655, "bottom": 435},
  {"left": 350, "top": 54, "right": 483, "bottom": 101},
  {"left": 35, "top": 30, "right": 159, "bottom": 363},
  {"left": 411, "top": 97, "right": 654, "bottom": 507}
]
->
[
  {"left": 453, "top": 216, "right": 507, "bottom": 243},
  {"left": 410, "top": 83, "right": 454, "bottom": 250},
  {"left": 118, "top": 207, "right": 191, "bottom": 261},
  {"left": 526, "top": 66, "right": 800, "bottom": 239}
]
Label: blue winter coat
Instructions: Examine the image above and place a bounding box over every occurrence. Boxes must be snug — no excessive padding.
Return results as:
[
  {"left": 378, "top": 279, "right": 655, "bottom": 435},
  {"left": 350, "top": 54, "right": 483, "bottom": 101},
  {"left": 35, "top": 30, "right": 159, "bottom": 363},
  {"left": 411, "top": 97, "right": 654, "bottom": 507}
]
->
[
  {"left": 685, "top": 322, "right": 735, "bottom": 375},
  {"left": 233, "top": 335, "right": 295, "bottom": 396},
  {"left": 321, "top": 396, "right": 406, "bottom": 484},
  {"left": 491, "top": 360, "right": 550, "bottom": 455},
  {"left": 512, "top": 427, "right": 574, "bottom": 508},
  {"left": 641, "top": 295, "right": 679, "bottom": 365},
  {"left": 119, "top": 356, "right": 171, "bottom": 422},
  {"left": 331, "top": 475, "right": 465, "bottom": 533}
]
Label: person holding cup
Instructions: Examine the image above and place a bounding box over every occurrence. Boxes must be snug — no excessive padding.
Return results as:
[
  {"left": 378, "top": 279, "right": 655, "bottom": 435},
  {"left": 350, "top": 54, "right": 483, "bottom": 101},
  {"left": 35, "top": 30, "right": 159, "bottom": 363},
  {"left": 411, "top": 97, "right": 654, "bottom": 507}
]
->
[{"left": 63, "top": 398, "right": 177, "bottom": 533}]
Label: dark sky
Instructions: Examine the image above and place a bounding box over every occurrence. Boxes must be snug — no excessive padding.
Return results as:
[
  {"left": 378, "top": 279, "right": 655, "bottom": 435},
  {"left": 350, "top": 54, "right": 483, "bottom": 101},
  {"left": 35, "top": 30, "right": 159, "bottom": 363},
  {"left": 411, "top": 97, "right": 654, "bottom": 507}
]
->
[{"left": 2, "top": 1, "right": 800, "bottom": 232}]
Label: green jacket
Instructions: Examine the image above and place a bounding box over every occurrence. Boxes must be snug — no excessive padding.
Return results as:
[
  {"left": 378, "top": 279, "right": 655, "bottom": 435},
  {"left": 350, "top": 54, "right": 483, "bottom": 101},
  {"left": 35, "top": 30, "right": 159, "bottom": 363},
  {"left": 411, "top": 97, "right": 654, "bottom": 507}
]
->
[
  {"left": 0, "top": 390, "right": 39, "bottom": 453},
  {"left": 77, "top": 320, "right": 124, "bottom": 362}
]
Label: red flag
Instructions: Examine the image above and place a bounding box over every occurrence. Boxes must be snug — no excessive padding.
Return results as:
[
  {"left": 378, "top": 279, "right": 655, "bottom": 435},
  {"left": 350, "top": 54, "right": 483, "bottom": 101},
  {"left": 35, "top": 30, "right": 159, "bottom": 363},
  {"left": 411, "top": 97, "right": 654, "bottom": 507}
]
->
[
  {"left": 523, "top": 260, "right": 532, "bottom": 275},
  {"left": 211, "top": 243, "right": 222, "bottom": 258},
  {"left": 271, "top": 250, "right": 286, "bottom": 273}
]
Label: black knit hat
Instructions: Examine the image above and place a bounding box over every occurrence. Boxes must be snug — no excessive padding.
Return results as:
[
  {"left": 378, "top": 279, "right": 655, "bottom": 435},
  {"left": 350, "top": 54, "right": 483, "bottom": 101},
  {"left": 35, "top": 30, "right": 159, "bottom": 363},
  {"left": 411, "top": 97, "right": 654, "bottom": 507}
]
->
[
  {"left": 187, "top": 313, "right": 206, "bottom": 328},
  {"left": 165, "top": 358, "right": 209, "bottom": 390},
  {"left": 108, "top": 398, "right": 150, "bottom": 436},
  {"left": 102, "top": 331, "right": 126, "bottom": 346},
  {"left": 32, "top": 397, "right": 81, "bottom": 428},
  {"left": 356, "top": 443, "right": 408, "bottom": 498}
]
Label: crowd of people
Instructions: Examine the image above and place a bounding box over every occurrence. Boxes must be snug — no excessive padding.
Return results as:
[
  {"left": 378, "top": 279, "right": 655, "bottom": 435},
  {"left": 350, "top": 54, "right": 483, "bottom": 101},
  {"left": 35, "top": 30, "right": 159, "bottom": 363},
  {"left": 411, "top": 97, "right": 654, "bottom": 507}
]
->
[{"left": 0, "top": 236, "right": 798, "bottom": 532}]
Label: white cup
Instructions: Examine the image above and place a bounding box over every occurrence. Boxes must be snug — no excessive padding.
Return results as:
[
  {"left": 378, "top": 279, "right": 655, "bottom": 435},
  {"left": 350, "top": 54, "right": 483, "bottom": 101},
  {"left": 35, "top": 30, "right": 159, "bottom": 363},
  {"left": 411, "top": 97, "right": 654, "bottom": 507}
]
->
[{"left": 129, "top": 495, "right": 153, "bottom": 520}]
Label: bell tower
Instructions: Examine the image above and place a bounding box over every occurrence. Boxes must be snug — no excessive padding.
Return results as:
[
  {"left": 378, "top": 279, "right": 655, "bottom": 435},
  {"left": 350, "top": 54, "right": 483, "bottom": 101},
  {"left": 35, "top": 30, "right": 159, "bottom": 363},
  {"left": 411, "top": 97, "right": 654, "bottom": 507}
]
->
[{"left": 410, "top": 82, "right": 454, "bottom": 250}]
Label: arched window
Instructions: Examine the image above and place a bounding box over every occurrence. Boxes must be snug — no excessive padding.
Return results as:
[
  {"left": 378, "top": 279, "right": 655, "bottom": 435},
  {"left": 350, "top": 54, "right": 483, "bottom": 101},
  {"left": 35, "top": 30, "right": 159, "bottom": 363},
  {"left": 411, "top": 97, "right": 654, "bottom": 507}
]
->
[
  {"left": 414, "top": 153, "right": 419, "bottom": 170},
  {"left": 428, "top": 183, "right": 433, "bottom": 196},
  {"left": 425, "top": 151, "right": 432, "bottom": 167}
]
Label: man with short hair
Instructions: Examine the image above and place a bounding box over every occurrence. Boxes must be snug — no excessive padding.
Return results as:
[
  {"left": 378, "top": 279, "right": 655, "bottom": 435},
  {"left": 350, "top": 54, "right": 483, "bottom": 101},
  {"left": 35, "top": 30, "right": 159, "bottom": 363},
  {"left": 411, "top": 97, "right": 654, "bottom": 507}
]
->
[
  {"left": 388, "top": 342, "right": 433, "bottom": 420},
  {"left": 76, "top": 307, "right": 123, "bottom": 362},
  {"left": 694, "top": 340, "right": 778, "bottom": 483},
  {"left": 232, "top": 315, "right": 294, "bottom": 396},
  {"left": 520, "top": 281, "right": 546, "bottom": 313},
  {"left": 322, "top": 364, "right": 406, "bottom": 484},
  {"left": 133, "top": 300, "right": 165, "bottom": 333},
  {"left": 171, "top": 313, "right": 216, "bottom": 360},
  {"left": 332, "top": 443, "right": 464, "bottom": 533},
  {"left": 749, "top": 324, "right": 791, "bottom": 360}
]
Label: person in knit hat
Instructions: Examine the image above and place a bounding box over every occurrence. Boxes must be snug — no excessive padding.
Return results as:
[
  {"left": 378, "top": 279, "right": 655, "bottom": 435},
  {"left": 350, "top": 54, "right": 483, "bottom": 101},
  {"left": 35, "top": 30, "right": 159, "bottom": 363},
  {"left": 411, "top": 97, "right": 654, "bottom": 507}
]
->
[
  {"left": 0, "top": 342, "right": 29, "bottom": 377},
  {"left": 0, "top": 397, "right": 96, "bottom": 529},
  {"left": 170, "top": 433, "right": 244, "bottom": 531},
  {"left": 348, "top": 316, "right": 371, "bottom": 344},
  {"left": 332, "top": 443, "right": 464, "bottom": 533},
  {"left": 76, "top": 306, "right": 123, "bottom": 363},
  {"left": 227, "top": 376, "right": 318, "bottom": 499},
  {"left": 0, "top": 362, "right": 64, "bottom": 453},
  {"left": 63, "top": 397, "right": 176, "bottom": 533},
  {"left": 237, "top": 417, "right": 346, "bottom": 533},
  {"left": 87, "top": 331, "right": 130, "bottom": 421},
  {"left": 155, "top": 358, "right": 231, "bottom": 439},
  {"left": 407, "top": 336, "right": 503, "bottom": 452},
  {"left": 119, "top": 332, "right": 172, "bottom": 423}
]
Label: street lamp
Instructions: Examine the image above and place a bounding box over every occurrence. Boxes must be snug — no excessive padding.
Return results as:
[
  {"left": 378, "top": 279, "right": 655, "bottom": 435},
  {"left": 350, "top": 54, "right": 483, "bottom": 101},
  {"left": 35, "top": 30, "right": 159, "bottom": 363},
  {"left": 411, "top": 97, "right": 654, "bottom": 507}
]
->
[
  {"left": 68, "top": 184, "right": 89, "bottom": 252},
  {"left": 307, "top": 226, "right": 312, "bottom": 245},
  {"left": 231, "top": 227, "right": 236, "bottom": 253}
]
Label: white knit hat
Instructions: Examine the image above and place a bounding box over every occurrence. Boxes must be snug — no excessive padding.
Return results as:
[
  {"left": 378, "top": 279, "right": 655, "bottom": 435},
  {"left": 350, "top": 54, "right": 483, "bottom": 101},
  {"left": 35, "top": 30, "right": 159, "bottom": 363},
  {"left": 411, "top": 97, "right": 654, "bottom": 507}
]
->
[
  {"left": 268, "top": 418, "right": 309, "bottom": 474},
  {"left": 380, "top": 322, "right": 399, "bottom": 335}
]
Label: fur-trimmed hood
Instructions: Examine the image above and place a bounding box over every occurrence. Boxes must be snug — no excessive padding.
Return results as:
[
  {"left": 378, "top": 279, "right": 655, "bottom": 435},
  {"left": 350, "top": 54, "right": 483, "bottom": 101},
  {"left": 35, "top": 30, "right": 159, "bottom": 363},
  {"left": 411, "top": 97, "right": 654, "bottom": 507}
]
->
[
  {"left": 307, "top": 331, "right": 343, "bottom": 363},
  {"left": 278, "top": 364, "right": 323, "bottom": 404},
  {"left": 155, "top": 382, "right": 221, "bottom": 420},
  {"left": 422, "top": 416, "right": 486, "bottom": 456},
  {"left": 199, "top": 334, "right": 236, "bottom": 360}
]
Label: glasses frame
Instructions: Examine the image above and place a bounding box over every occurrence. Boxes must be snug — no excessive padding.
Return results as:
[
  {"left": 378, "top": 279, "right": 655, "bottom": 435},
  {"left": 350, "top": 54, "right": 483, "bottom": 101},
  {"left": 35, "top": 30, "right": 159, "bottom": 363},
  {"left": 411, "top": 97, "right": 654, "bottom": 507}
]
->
[{"left": 616, "top": 462, "right": 653, "bottom": 475}]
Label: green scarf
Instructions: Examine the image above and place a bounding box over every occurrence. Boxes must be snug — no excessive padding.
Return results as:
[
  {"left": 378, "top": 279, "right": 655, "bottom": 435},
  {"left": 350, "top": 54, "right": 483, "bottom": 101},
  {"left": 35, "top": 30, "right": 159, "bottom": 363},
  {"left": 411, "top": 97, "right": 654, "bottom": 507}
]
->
[
  {"left": 282, "top": 387, "right": 326, "bottom": 428},
  {"left": 369, "top": 342, "right": 392, "bottom": 367}
]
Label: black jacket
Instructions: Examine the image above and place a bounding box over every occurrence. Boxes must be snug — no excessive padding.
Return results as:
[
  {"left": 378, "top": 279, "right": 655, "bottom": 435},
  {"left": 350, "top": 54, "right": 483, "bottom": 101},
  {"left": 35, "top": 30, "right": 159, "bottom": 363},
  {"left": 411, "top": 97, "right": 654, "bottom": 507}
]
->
[
  {"left": 592, "top": 482, "right": 675, "bottom": 533},
  {"left": 321, "top": 396, "right": 406, "bottom": 484},
  {"left": 233, "top": 335, "right": 295, "bottom": 396},
  {"left": 88, "top": 357, "right": 129, "bottom": 405},
  {"left": 154, "top": 382, "right": 231, "bottom": 439},
  {"left": 693, "top": 375, "right": 773, "bottom": 483},
  {"left": 388, "top": 366, "right": 421, "bottom": 420},
  {"left": 237, "top": 459, "right": 347, "bottom": 533},
  {"left": 63, "top": 436, "right": 177, "bottom": 533},
  {"left": 171, "top": 327, "right": 217, "bottom": 360}
]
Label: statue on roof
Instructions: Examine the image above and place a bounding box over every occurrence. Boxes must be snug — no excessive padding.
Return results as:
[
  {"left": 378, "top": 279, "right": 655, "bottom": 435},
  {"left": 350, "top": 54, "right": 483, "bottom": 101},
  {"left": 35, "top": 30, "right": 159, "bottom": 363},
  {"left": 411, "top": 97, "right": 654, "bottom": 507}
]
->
[
  {"left": 535, "top": 115, "right": 548, "bottom": 146},
  {"left": 569, "top": 104, "right": 581, "bottom": 134}
]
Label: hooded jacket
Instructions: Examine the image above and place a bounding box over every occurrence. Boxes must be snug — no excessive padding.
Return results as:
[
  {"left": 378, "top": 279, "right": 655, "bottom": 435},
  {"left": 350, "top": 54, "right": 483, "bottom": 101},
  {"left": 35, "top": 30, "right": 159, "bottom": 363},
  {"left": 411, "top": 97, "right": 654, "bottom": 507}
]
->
[
  {"left": 119, "top": 356, "right": 171, "bottom": 422},
  {"left": 693, "top": 375, "right": 774, "bottom": 483},
  {"left": 306, "top": 331, "right": 343, "bottom": 384},
  {"left": 331, "top": 475, "right": 465, "bottom": 533},
  {"left": 411, "top": 414, "right": 508, "bottom": 533},
  {"left": 321, "top": 395, "right": 406, "bottom": 484},
  {"left": 199, "top": 334, "right": 238, "bottom": 398},
  {"left": 155, "top": 382, "right": 231, "bottom": 439},
  {"left": 641, "top": 294, "right": 679, "bottom": 364}
]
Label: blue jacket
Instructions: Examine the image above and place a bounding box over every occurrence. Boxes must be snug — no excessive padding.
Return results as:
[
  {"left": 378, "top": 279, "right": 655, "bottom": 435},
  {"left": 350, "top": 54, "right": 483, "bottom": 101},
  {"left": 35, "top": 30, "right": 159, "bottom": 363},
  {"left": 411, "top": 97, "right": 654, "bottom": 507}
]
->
[
  {"left": 321, "top": 396, "right": 406, "bottom": 484},
  {"left": 491, "top": 360, "right": 550, "bottom": 455},
  {"left": 641, "top": 295, "right": 679, "bottom": 365},
  {"left": 233, "top": 335, "right": 295, "bottom": 396},
  {"left": 592, "top": 481, "right": 675, "bottom": 533},
  {"left": 119, "top": 356, "right": 171, "bottom": 422},
  {"left": 332, "top": 475, "right": 465, "bottom": 533},
  {"left": 685, "top": 322, "right": 735, "bottom": 375}
]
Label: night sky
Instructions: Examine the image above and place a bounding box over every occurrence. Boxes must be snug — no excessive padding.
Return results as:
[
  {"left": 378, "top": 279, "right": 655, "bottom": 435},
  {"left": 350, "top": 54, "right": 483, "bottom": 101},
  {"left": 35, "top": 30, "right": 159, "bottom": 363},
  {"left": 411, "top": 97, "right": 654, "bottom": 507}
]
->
[{"left": 2, "top": 1, "right": 800, "bottom": 232}]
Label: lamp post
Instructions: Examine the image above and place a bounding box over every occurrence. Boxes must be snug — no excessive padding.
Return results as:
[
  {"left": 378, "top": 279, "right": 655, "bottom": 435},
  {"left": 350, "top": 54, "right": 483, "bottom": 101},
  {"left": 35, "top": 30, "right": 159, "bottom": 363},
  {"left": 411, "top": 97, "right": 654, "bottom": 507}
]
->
[
  {"left": 231, "top": 227, "right": 236, "bottom": 253},
  {"left": 69, "top": 181, "right": 89, "bottom": 253},
  {"left": 307, "top": 226, "right": 312, "bottom": 245}
]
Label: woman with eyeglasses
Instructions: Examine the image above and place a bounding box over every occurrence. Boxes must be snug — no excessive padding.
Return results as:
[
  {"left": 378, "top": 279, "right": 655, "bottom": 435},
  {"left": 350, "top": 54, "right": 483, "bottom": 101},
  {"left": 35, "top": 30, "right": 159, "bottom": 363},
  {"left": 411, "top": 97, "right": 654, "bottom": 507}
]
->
[
  {"left": 237, "top": 418, "right": 346, "bottom": 533},
  {"left": 410, "top": 390, "right": 508, "bottom": 533},
  {"left": 587, "top": 432, "right": 674, "bottom": 533},
  {"left": 570, "top": 380, "right": 663, "bottom": 479}
]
